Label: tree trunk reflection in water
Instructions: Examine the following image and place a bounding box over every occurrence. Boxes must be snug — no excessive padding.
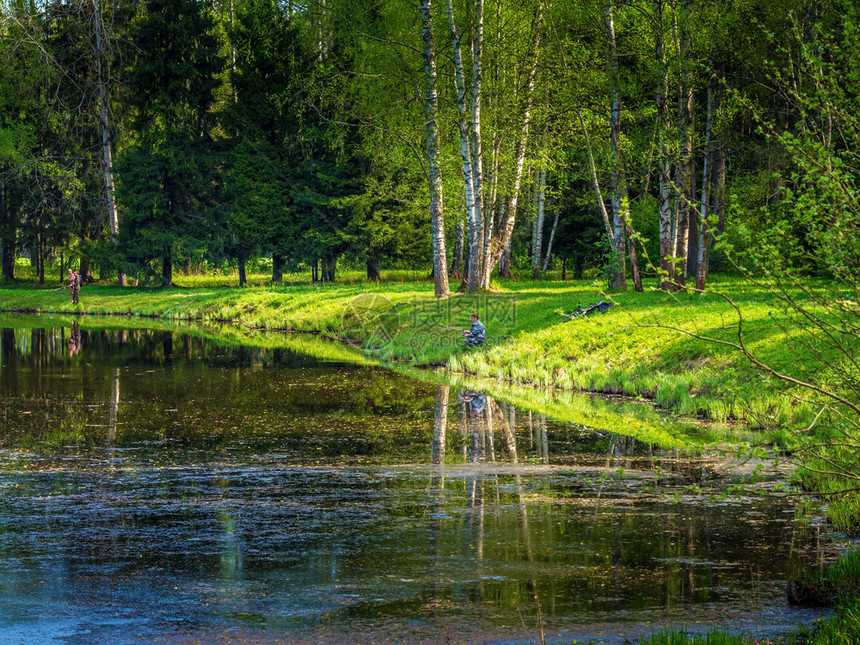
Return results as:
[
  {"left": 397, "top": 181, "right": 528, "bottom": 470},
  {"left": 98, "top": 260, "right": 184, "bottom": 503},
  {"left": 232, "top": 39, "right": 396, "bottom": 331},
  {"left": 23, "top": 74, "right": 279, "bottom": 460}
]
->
[
  {"left": 492, "top": 399, "right": 518, "bottom": 463},
  {"left": 1, "top": 328, "right": 16, "bottom": 393},
  {"left": 429, "top": 389, "right": 448, "bottom": 575},
  {"left": 449, "top": 390, "right": 551, "bottom": 631},
  {"left": 466, "top": 394, "right": 483, "bottom": 463},
  {"left": 528, "top": 409, "right": 534, "bottom": 450},
  {"left": 106, "top": 368, "right": 120, "bottom": 464},
  {"left": 468, "top": 474, "right": 485, "bottom": 560},
  {"left": 31, "top": 328, "right": 46, "bottom": 397},
  {"left": 432, "top": 385, "right": 449, "bottom": 464},
  {"left": 526, "top": 409, "right": 551, "bottom": 460},
  {"left": 513, "top": 422, "right": 543, "bottom": 640},
  {"left": 540, "top": 414, "right": 548, "bottom": 462},
  {"left": 456, "top": 392, "right": 534, "bottom": 464},
  {"left": 485, "top": 396, "right": 494, "bottom": 461},
  {"left": 458, "top": 394, "right": 468, "bottom": 462}
]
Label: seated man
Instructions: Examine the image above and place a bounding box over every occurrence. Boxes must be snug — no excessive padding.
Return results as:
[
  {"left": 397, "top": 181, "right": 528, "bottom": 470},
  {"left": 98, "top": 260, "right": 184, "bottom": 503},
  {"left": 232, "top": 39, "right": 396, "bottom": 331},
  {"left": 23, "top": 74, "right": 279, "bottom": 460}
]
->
[{"left": 463, "top": 313, "right": 486, "bottom": 348}]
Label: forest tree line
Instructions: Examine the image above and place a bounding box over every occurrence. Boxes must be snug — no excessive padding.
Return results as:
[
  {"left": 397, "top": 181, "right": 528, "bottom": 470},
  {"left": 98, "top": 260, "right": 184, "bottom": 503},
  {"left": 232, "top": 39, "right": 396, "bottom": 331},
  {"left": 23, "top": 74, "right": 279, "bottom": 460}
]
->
[{"left": 0, "top": 0, "right": 855, "bottom": 295}]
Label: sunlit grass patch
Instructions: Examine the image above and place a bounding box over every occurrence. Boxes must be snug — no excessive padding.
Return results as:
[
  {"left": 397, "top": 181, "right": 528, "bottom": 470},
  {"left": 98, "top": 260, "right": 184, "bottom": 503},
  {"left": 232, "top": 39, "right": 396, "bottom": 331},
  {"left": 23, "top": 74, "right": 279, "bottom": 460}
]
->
[{"left": 796, "top": 461, "right": 860, "bottom": 535}]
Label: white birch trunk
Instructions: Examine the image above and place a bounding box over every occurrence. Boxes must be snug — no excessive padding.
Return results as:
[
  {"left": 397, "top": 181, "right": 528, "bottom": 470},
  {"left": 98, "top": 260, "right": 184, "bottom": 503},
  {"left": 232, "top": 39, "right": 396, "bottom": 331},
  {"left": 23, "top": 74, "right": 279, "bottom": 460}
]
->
[
  {"left": 532, "top": 165, "right": 546, "bottom": 278},
  {"left": 540, "top": 208, "right": 559, "bottom": 278},
  {"left": 654, "top": 0, "right": 674, "bottom": 290},
  {"left": 467, "top": 0, "right": 485, "bottom": 292},
  {"left": 696, "top": 57, "right": 715, "bottom": 292},
  {"left": 479, "top": 1, "right": 543, "bottom": 289},
  {"left": 605, "top": 3, "right": 627, "bottom": 290},
  {"left": 673, "top": 2, "right": 694, "bottom": 289},
  {"left": 443, "top": 0, "right": 478, "bottom": 291},
  {"left": 530, "top": 167, "right": 540, "bottom": 262},
  {"left": 420, "top": 0, "right": 449, "bottom": 297}
]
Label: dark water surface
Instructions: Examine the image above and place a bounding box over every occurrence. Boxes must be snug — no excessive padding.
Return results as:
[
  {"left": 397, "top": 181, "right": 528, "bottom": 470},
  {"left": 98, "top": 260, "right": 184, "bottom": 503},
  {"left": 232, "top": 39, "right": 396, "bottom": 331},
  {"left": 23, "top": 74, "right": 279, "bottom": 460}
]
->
[{"left": 0, "top": 321, "right": 839, "bottom": 644}]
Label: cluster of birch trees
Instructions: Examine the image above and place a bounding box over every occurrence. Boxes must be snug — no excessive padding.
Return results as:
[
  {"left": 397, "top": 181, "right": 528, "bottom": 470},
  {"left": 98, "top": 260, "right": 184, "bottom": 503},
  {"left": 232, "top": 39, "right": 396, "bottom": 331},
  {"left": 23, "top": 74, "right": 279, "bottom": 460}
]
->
[
  {"left": 415, "top": 0, "right": 838, "bottom": 296},
  {"left": 0, "top": 0, "right": 854, "bottom": 294}
]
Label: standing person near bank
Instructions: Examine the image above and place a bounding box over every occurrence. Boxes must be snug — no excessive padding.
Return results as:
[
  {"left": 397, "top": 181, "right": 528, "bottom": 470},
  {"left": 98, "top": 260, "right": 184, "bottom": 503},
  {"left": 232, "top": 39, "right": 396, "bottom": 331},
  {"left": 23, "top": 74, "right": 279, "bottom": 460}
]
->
[
  {"left": 67, "top": 268, "right": 81, "bottom": 305},
  {"left": 463, "top": 313, "right": 486, "bottom": 348}
]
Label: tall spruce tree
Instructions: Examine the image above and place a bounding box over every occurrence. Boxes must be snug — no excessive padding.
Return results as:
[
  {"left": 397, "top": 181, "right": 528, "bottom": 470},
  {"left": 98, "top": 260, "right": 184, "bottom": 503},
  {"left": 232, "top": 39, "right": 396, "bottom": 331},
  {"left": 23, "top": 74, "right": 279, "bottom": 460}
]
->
[
  {"left": 0, "top": 13, "right": 40, "bottom": 282},
  {"left": 223, "top": 0, "right": 312, "bottom": 284},
  {"left": 117, "top": 0, "right": 225, "bottom": 285}
]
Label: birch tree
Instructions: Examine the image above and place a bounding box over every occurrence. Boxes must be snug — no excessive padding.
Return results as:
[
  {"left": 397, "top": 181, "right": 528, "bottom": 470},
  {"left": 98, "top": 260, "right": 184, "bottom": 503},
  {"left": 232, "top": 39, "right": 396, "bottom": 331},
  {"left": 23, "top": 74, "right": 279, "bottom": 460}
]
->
[
  {"left": 478, "top": 0, "right": 544, "bottom": 290},
  {"left": 653, "top": 0, "right": 675, "bottom": 291},
  {"left": 540, "top": 205, "right": 559, "bottom": 279},
  {"left": 604, "top": 2, "right": 627, "bottom": 290},
  {"left": 442, "top": 0, "right": 477, "bottom": 290},
  {"left": 695, "top": 55, "right": 717, "bottom": 292},
  {"left": 468, "top": 0, "right": 485, "bottom": 291},
  {"left": 672, "top": 0, "right": 694, "bottom": 289},
  {"left": 419, "top": 0, "right": 450, "bottom": 297},
  {"left": 531, "top": 164, "right": 546, "bottom": 278},
  {"left": 437, "top": 0, "right": 543, "bottom": 291},
  {"left": 92, "top": 0, "right": 123, "bottom": 285}
]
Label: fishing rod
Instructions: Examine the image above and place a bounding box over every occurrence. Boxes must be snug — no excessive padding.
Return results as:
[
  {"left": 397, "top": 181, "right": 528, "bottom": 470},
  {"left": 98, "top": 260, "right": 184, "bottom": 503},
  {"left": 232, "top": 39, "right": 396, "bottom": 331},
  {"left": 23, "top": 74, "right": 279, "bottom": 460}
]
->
[{"left": 432, "top": 323, "right": 464, "bottom": 333}]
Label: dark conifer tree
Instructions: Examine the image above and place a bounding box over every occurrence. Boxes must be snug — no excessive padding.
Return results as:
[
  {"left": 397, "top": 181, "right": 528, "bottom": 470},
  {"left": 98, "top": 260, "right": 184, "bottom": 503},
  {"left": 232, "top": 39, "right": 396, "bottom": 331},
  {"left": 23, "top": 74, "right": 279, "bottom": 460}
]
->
[{"left": 117, "top": 0, "right": 225, "bottom": 285}]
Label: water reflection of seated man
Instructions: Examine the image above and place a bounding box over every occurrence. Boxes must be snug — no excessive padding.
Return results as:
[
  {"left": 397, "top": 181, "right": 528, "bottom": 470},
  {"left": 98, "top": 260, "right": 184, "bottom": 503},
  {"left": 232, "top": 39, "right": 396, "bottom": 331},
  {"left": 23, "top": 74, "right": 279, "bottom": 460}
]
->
[{"left": 462, "top": 391, "right": 487, "bottom": 417}]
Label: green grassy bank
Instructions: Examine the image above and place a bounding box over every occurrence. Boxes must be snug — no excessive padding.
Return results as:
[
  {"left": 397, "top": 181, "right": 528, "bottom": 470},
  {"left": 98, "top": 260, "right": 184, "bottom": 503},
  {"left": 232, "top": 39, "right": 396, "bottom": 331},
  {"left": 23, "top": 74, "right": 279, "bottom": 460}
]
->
[
  {"left": 1, "top": 271, "right": 858, "bottom": 642},
  {"left": 0, "top": 271, "right": 834, "bottom": 431},
  {"left": 3, "top": 270, "right": 856, "bottom": 517}
]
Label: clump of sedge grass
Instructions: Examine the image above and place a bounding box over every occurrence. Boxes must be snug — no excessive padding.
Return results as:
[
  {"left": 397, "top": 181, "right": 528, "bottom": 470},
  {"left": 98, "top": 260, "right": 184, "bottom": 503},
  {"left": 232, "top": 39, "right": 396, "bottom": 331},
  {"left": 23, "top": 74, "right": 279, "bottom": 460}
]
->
[
  {"left": 796, "top": 595, "right": 860, "bottom": 644},
  {"left": 635, "top": 627, "right": 760, "bottom": 644}
]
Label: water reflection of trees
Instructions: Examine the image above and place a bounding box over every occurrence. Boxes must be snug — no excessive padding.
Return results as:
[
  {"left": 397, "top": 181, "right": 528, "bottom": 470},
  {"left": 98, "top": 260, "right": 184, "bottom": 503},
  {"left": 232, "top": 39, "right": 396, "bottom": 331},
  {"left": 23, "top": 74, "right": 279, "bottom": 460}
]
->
[
  {"left": 0, "top": 325, "right": 335, "bottom": 370},
  {"left": 426, "top": 385, "right": 816, "bottom": 624},
  {"left": 432, "top": 385, "right": 665, "bottom": 467},
  {"left": 432, "top": 384, "right": 724, "bottom": 484},
  {"left": 431, "top": 386, "right": 549, "bottom": 630},
  {"left": 0, "top": 350, "right": 836, "bottom": 634},
  {"left": 431, "top": 387, "right": 542, "bottom": 465},
  {"left": 0, "top": 325, "right": 439, "bottom": 462}
]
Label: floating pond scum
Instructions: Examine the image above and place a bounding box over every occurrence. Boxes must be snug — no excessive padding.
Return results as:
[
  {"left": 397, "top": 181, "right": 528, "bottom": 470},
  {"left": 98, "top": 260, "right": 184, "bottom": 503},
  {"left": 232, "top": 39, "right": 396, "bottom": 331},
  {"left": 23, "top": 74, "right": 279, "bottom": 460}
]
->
[{"left": 0, "top": 318, "right": 842, "bottom": 644}]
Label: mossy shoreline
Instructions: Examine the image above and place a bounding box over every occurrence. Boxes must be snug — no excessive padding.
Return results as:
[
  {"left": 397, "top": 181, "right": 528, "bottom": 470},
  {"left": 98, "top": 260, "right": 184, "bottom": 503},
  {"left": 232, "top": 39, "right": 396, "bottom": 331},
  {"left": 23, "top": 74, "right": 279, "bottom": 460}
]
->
[{"left": 0, "top": 274, "right": 830, "bottom": 431}]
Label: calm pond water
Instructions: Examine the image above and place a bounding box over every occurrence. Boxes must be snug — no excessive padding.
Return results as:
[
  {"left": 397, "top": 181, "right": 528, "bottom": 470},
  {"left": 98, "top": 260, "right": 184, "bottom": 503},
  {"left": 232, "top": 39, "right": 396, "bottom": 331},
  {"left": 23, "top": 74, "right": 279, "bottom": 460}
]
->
[{"left": 0, "top": 319, "right": 839, "bottom": 644}]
